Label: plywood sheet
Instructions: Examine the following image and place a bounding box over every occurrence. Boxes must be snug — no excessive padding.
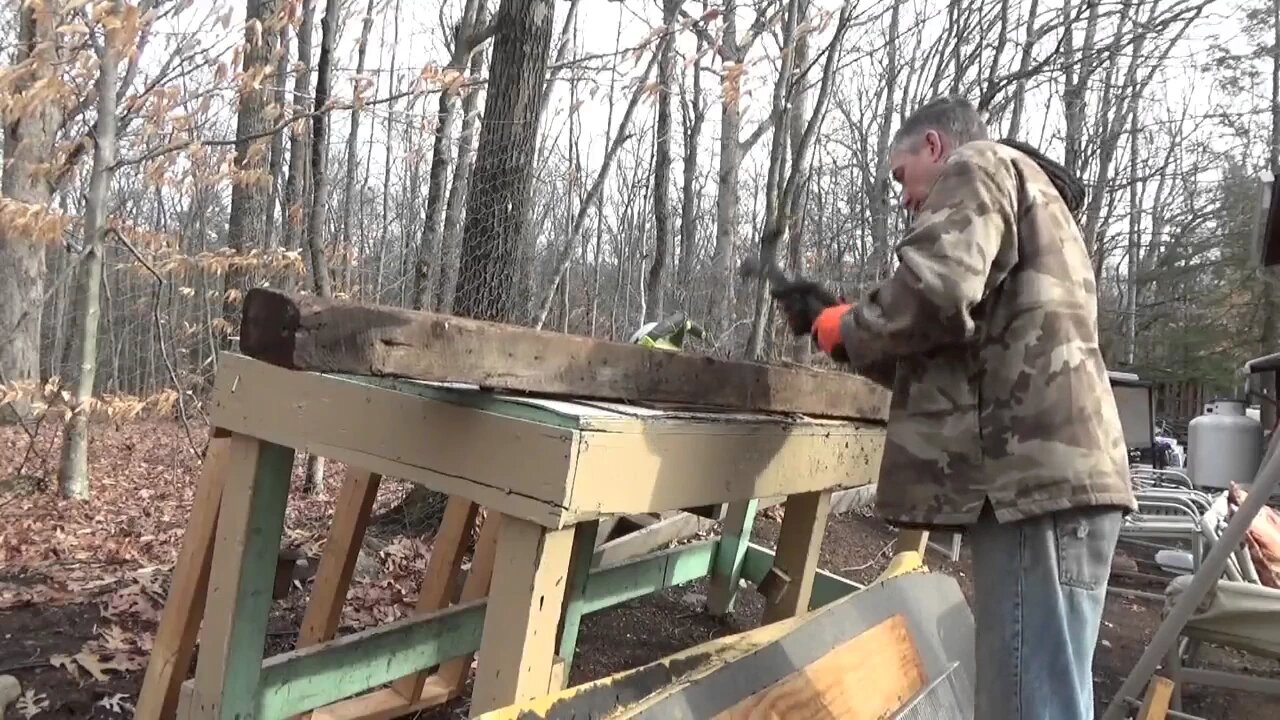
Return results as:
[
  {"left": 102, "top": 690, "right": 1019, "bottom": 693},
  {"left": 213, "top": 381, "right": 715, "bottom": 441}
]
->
[
  {"left": 475, "top": 572, "right": 975, "bottom": 720},
  {"left": 713, "top": 614, "right": 926, "bottom": 719}
]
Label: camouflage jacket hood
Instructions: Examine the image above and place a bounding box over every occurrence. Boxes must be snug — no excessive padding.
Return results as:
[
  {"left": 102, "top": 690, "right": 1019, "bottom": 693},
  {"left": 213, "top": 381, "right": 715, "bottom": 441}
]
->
[{"left": 838, "top": 139, "right": 1136, "bottom": 527}]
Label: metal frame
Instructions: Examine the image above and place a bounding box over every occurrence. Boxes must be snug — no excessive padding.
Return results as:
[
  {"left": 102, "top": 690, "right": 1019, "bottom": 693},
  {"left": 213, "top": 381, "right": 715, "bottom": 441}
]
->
[{"left": 1101, "top": 404, "right": 1280, "bottom": 719}]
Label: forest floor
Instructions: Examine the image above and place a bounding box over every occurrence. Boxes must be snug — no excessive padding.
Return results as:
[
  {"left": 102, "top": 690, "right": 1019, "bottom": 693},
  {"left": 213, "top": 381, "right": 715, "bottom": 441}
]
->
[{"left": 2, "top": 419, "right": 1279, "bottom": 719}]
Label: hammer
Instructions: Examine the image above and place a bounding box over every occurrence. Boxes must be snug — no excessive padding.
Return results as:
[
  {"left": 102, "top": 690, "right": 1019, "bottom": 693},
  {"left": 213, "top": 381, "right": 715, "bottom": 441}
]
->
[{"left": 738, "top": 253, "right": 849, "bottom": 362}]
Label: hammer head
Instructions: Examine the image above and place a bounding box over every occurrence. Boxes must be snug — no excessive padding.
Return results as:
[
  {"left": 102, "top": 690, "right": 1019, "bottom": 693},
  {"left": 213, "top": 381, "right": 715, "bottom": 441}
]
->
[{"left": 738, "top": 256, "right": 842, "bottom": 335}]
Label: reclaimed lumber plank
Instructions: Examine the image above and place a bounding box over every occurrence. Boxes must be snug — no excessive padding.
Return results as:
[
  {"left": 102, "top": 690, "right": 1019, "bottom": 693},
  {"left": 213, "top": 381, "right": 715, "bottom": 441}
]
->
[{"left": 237, "top": 288, "right": 889, "bottom": 421}]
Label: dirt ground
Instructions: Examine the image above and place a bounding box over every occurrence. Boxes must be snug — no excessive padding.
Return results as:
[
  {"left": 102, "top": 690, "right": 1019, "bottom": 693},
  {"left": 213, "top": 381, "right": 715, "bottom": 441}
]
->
[{"left": 2, "top": 420, "right": 1279, "bottom": 719}]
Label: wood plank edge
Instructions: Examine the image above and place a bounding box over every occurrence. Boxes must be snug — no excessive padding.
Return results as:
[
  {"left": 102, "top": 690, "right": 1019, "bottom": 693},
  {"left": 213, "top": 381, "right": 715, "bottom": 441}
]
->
[
  {"left": 591, "top": 485, "right": 879, "bottom": 571},
  {"left": 308, "top": 677, "right": 456, "bottom": 720}
]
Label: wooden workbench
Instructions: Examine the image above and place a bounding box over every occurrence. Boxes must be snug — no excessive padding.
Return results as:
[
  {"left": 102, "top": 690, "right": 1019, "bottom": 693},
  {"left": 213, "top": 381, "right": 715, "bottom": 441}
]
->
[{"left": 137, "top": 348, "right": 886, "bottom": 719}]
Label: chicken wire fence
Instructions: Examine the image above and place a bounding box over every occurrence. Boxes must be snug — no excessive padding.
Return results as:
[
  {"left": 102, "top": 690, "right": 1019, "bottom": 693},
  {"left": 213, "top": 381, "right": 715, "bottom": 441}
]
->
[{"left": 24, "top": 97, "right": 794, "bottom": 424}]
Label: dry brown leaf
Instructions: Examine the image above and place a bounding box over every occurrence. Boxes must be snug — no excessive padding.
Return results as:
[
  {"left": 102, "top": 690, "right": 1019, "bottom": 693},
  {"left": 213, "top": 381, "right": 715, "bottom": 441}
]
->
[
  {"left": 103, "top": 584, "right": 158, "bottom": 620},
  {"left": 96, "top": 693, "right": 134, "bottom": 715},
  {"left": 100, "top": 652, "right": 147, "bottom": 673},
  {"left": 74, "top": 652, "right": 112, "bottom": 682},
  {"left": 96, "top": 625, "right": 135, "bottom": 652},
  {"left": 59, "top": 650, "right": 137, "bottom": 683},
  {"left": 49, "top": 654, "right": 82, "bottom": 681},
  {"left": 15, "top": 689, "right": 48, "bottom": 719}
]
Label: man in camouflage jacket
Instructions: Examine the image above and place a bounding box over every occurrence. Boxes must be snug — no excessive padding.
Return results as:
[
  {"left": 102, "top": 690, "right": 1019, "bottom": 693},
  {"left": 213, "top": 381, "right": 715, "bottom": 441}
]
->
[{"left": 802, "top": 96, "right": 1137, "bottom": 720}]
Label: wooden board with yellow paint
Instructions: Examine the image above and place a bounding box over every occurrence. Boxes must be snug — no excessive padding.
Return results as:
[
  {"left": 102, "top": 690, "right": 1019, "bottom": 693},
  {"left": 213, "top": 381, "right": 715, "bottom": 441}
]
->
[{"left": 209, "top": 353, "right": 885, "bottom": 530}]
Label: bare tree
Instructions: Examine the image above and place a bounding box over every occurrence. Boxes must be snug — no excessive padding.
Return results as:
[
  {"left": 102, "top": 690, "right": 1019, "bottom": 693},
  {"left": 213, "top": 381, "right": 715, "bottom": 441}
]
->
[
  {"left": 532, "top": 48, "right": 662, "bottom": 329},
  {"left": 58, "top": 0, "right": 126, "bottom": 497},
  {"left": 412, "top": 0, "right": 492, "bottom": 311},
  {"left": 677, "top": 30, "right": 707, "bottom": 298},
  {"left": 282, "top": 0, "right": 316, "bottom": 260},
  {"left": 453, "top": 0, "right": 557, "bottom": 322},
  {"left": 339, "top": 0, "right": 377, "bottom": 293},
  {"left": 438, "top": 5, "right": 491, "bottom": 313},
  {"left": 223, "top": 0, "right": 284, "bottom": 341},
  {"left": 296, "top": 0, "right": 341, "bottom": 493},
  {"left": 644, "top": 0, "right": 681, "bottom": 322},
  {"left": 0, "top": 0, "right": 64, "bottom": 423}
]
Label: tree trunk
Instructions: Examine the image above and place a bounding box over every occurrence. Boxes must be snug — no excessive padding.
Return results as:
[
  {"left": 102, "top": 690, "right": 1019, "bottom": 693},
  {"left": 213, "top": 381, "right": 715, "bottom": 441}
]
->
[
  {"left": 869, "top": 0, "right": 902, "bottom": 276},
  {"left": 644, "top": 0, "right": 679, "bottom": 323},
  {"left": 748, "top": 0, "right": 850, "bottom": 360},
  {"left": 340, "top": 0, "right": 376, "bottom": 294},
  {"left": 711, "top": 10, "right": 743, "bottom": 334},
  {"left": 413, "top": 0, "right": 487, "bottom": 311},
  {"left": 375, "top": 0, "right": 401, "bottom": 303},
  {"left": 267, "top": 22, "right": 292, "bottom": 247},
  {"left": 1125, "top": 106, "right": 1139, "bottom": 365},
  {"left": 453, "top": 0, "right": 556, "bottom": 323},
  {"left": 223, "top": 0, "right": 283, "bottom": 346},
  {"left": 677, "top": 32, "right": 706, "bottom": 298},
  {"left": 58, "top": 0, "right": 123, "bottom": 498},
  {"left": 1005, "top": 0, "right": 1041, "bottom": 137},
  {"left": 302, "top": 0, "right": 339, "bottom": 493},
  {"left": 787, "top": 1, "right": 811, "bottom": 362},
  {"left": 282, "top": 0, "right": 315, "bottom": 259},
  {"left": 747, "top": 0, "right": 800, "bottom": 359},
  {"left": 0, "top": 1, "right": 64, "bottom": 424},
  {"left": 438, "top": 19, "right": 489, "bottom": 314},
  {"left": 1262, "top": 0, "right": 1280, "bottom": 430},
  {"left": 306, "top": 0, "right": 338, "bottom": 299},
  {"left": 1061, "top": 0, "right": 1101, "bottom": 183},
  {"left": 412, "top": 92, "right": 457, "bottom": 311}
]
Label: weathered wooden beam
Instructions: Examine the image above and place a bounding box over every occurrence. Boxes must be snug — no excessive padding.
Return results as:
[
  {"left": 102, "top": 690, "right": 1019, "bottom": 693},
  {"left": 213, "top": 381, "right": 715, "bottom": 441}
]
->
[{"left": 238, "top": 288, "right": 890, "bottom": 421}]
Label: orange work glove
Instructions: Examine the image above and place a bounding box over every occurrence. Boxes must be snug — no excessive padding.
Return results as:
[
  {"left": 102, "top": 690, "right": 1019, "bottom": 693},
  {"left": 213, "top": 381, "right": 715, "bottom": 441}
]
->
[{"left": 813, "top": 303, "right": 852, "bottom": 357}]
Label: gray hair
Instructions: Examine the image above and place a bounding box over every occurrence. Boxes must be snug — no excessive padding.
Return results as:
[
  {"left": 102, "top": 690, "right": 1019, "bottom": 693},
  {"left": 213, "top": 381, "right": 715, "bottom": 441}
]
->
[{"left": 890, "top": 96, "right": 989, "bottom": 154}]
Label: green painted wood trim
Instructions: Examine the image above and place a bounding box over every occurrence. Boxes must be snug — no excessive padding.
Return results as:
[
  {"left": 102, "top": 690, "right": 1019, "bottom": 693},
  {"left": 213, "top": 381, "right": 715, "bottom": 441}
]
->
[
  {"left": 329, "top": 373, "right": 587, "bottom": 429},
  {"left": 249, "top": 541, "right": 718, "bottom": 717},
  {"left": 256, "top": 599, "right": 487, "bottom": 718},
  {"left": 740, "top": 542, "right": 864, "bottom": 610},
  {"left": 211, "top": 440, "right": 295, "bottom": 720},
  {"left": 556, "top": 519, "right": 600, "bottom": 674},
  {"left": 580, "top": 539, "right": 718, "bottom": 615},
  {"left": 707, "top": 498, "right": 758, "bottom": 615}
]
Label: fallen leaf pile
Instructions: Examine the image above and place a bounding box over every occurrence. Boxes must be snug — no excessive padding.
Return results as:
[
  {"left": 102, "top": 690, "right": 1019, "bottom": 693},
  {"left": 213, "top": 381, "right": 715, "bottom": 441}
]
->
[
  {"left": 0, "top": 416, "right": 474, "bottom": 716},
  {"left": 0, "top": 419, "right": 416, "bottom": 612}
]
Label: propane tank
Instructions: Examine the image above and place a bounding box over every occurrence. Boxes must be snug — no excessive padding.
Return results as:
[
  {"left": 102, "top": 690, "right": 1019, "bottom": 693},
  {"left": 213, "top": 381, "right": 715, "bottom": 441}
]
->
[{"left": 1188, "top": 399, "right": 1264, "bottom": 490}]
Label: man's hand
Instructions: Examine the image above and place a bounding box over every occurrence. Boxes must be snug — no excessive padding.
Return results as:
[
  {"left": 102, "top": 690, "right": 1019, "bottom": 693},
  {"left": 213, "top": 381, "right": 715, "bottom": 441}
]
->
[
  {"left": 771, "top": 277, "right": 838, "bottom": 335},
  {"left": 737, "top": 251, "right": 854, "bottom": 362},
  {"left": 813, "top": 304, "right": 853, "bottom": 360}
]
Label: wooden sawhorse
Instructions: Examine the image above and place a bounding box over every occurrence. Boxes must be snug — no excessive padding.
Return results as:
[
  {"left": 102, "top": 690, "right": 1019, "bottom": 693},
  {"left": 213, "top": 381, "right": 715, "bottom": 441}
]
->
[{"left": 134, "top": 352, "right": 886, "bottom": 719}]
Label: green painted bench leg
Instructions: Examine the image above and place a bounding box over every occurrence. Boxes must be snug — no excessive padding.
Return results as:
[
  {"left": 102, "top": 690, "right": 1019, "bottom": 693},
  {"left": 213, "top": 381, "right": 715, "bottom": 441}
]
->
[
  {"left": 185, "top": 434, "right": 295, "bottom": 719},
  {"left": 554, "top": 518, "right": 600, "bottom": 687},
  {"left": 706, "top": 498, "right": 758, "bottom": 617}
]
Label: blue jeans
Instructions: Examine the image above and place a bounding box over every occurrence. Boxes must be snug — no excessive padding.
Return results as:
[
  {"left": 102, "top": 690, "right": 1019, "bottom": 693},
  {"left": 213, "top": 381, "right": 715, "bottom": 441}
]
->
[{"left": 967, "top": 501, "right": 1123, "bottom": 720}]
